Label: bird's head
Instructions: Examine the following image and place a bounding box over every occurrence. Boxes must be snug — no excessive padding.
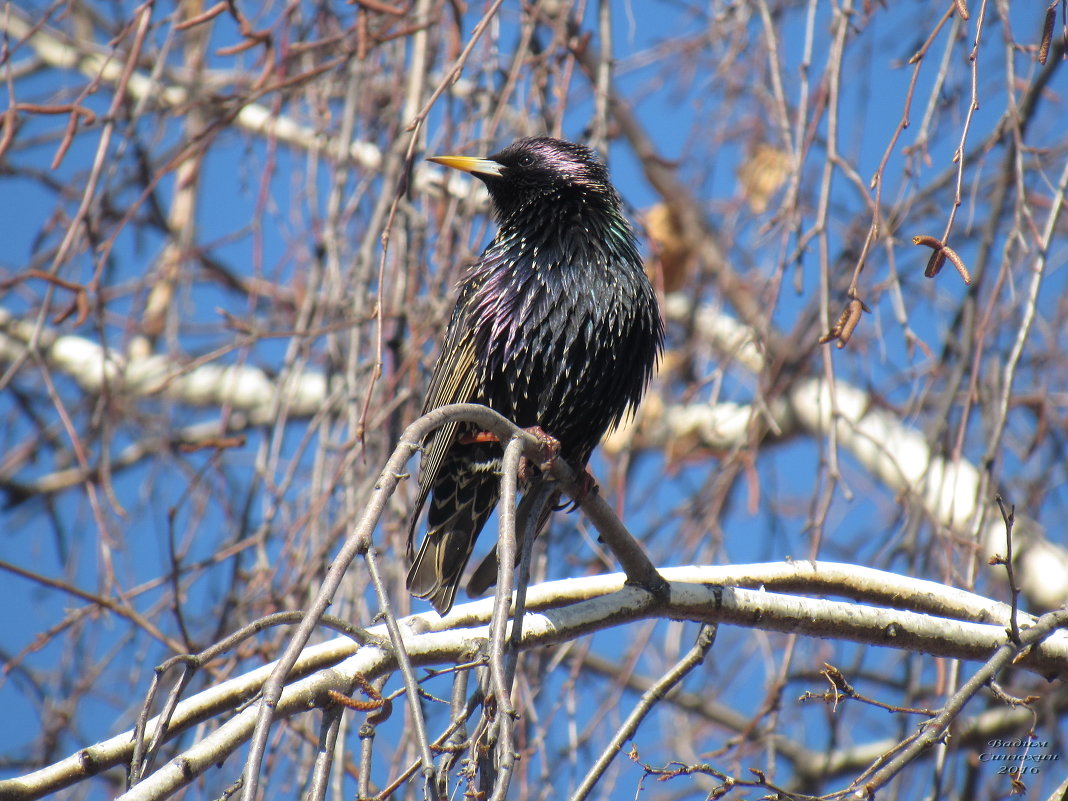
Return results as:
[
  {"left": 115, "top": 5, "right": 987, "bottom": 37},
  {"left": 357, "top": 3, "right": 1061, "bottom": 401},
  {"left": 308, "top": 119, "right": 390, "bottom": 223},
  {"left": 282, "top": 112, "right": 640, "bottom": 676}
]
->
[{"left": 428, "top": 137, "right": 618, "bottom": 223}]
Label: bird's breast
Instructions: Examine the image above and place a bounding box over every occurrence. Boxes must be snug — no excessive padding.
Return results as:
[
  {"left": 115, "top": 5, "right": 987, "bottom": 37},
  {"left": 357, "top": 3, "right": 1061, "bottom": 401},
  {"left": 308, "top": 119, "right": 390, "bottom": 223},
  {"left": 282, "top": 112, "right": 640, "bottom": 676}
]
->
[{"left": 467, "top": 246, "right": 653, "bottom": 461}]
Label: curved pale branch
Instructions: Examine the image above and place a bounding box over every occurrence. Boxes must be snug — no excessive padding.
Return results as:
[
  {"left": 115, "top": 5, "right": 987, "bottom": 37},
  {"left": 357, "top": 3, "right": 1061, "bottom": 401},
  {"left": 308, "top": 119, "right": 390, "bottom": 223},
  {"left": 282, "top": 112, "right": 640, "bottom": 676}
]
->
[
  {"left": 3, "top": 561, "right": 1065, "bottom": 800},
  {"left": 615, "top": 294, "right": 1068, "bottom": 609}
]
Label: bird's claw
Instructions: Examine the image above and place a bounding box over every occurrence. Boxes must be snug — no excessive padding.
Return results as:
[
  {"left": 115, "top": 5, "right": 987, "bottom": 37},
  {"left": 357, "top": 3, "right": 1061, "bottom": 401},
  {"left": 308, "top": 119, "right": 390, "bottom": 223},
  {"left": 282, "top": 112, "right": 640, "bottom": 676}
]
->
[
  {"left": 554, "top": 468, "right": 598, "bottom": 512},
  {"left": 519, "top": 426, "right": 561, "bottom": 480}
]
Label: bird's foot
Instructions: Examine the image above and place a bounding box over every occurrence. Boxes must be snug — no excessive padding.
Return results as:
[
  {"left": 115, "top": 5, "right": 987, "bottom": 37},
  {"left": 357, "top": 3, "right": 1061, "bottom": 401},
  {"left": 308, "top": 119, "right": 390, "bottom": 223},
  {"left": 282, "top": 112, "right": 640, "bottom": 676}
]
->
[
  {"left": 555, "top": 468, "right": 598, "bottom": 512},
  {"left": 455, "top": 426, "right": 561, "bottom": 482},
  {"left": 518, "top": 426, "right": 560, "bottom": 482},
  {"left": 523, "top": 426, "right": 560, "bottom": 468}
]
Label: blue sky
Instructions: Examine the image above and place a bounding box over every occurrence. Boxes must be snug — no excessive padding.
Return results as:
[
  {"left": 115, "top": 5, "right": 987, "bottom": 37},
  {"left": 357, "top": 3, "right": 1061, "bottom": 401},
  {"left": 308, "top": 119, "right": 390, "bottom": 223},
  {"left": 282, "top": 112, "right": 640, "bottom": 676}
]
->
[{"left": 2, "top": 1, "right": 1067, "bottom": 798}]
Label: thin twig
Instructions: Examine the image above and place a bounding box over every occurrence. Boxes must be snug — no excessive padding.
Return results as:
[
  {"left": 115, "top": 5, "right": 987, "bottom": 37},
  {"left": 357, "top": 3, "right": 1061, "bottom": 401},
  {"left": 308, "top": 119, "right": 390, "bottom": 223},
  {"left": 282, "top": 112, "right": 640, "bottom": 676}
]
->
[
  {"left": 238, "top": 407, "right": 489, "bottom": 801},
  {"left": 485, "top": 435, "right": 525, "bottom": 784},
  {"left": 488, "top": 482, "right": 557, "bottom": 801},
  {"left": 994, "top": 494, "right": 1021, "bottom": 645},
  {"left": 849, "top": 607, "right": 1068, "bottom": 795},
  {"left": 305, "top": 705, "right": 343, "bottom": 801},
  {"left": 570, "top": 624, "right": 718, "bottom": 801},
  {"left": 364, "top": 545, "right": 440, "bottom": 795}
]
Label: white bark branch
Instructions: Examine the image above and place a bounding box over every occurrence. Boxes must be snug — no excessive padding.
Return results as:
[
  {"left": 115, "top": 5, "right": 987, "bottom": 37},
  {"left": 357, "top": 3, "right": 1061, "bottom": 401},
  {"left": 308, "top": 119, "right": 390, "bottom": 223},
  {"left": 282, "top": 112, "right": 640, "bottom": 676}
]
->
[
  {"left": 3, "top": 561, "right": 1065, "bottom": 800},
  {"left": 0, "top": 307, "right": 332, "bottom": 421},
  {"left": 617, "top": 294, "right": 1068, "bottom": 608}
]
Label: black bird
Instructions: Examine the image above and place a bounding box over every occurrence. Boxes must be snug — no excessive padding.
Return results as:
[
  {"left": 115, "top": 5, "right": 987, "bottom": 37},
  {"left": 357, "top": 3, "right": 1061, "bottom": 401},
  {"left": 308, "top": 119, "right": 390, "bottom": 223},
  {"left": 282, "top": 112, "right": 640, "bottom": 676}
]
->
[{"left": 407, "top": 137, "right": 664, "bottom": 615}]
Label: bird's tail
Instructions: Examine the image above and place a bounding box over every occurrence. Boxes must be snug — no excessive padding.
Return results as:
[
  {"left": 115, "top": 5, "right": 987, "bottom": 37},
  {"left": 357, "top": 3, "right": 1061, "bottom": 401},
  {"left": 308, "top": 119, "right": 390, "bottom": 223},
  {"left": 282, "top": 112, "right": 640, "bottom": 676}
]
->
[
  {"left": 465, "top": 480, "right": 559, "bottom": 597},
  {"left": 407, "top": 465, "right": 499, "bottom": 615}
]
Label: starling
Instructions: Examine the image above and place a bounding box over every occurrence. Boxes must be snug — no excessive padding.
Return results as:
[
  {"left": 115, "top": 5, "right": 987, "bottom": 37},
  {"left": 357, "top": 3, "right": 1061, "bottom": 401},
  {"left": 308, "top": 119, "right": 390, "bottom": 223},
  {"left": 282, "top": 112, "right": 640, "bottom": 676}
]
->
[{"left": 407, "top": 137, "right": 664, "bottom": 615}]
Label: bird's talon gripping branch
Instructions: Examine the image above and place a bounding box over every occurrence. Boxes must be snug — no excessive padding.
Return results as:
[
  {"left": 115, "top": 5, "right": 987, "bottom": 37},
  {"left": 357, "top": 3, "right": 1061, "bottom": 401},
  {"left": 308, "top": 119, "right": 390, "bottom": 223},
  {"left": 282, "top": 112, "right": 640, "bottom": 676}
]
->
[
  {"left": 522, "top": 425, "right": 561, "bottom": 473},
  {"left": 455, "top": 428, "right": 560, "bottom": 479},
  {"left": 555, "top": 468, "right": 598, "bottom": 512}
]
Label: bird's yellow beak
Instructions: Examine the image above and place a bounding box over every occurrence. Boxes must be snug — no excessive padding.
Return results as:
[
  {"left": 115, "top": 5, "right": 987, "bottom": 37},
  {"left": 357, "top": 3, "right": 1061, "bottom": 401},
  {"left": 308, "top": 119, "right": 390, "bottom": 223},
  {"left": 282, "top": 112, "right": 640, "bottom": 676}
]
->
[{"left": 427, "top": 155, "right": 503, "bottom": 177}]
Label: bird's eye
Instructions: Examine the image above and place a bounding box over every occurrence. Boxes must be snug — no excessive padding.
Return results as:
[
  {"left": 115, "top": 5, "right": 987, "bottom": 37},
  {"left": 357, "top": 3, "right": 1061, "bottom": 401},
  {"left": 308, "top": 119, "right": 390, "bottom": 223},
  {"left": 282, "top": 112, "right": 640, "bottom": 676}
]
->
[{"left": 517, "top": 154, "right": 535, "bottom": 167}]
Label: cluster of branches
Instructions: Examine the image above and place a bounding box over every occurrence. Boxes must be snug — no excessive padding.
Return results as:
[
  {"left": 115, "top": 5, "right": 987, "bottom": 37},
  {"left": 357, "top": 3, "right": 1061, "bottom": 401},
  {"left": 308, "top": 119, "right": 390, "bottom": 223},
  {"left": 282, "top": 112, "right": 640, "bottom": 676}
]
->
[{"left": 2, "top": 1, "right": 1068, "bottom": 800}]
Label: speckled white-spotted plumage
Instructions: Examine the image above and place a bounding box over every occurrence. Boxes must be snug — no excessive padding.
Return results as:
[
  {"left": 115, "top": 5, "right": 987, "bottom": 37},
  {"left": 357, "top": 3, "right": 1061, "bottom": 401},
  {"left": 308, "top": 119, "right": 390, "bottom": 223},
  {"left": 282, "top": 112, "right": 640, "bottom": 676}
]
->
[{"left": 407, "top": 137, "right": 663, "bottom": 615}]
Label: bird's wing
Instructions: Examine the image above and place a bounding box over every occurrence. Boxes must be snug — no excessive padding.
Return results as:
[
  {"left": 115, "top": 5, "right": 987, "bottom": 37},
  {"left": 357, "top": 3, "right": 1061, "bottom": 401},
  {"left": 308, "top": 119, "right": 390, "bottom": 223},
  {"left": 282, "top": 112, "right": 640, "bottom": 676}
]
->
[{"left": 407, "top": 278, "right": 482, "bottom": 554}]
